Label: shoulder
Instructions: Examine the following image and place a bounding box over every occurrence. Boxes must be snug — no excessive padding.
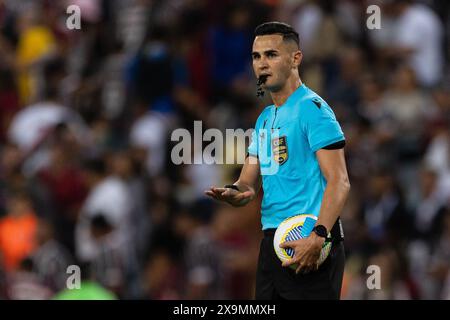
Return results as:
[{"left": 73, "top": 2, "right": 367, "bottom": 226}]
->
[{"left": 295, "top": 88, "right": 337, "bottom": 123}]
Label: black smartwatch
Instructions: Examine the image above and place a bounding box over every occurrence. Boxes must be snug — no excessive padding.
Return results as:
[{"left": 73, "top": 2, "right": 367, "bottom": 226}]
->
[
  {"left": 224, "top": 184, "right": 239, "bottom": 191},
  {"left": 312, "top": 225, "right": 328, "bottom": 238}
]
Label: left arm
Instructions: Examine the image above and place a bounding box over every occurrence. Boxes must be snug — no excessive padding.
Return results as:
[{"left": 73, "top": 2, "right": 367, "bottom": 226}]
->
[
  {"left": 314, "top": 148, "right": 351, "bottom": 233},
  {"left": 280, "top": 148, "right": 350, "bottom": 273}
]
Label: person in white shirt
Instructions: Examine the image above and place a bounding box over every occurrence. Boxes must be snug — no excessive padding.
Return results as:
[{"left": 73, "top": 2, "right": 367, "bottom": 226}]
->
[
  {"left": 75, "top": 158, "right": 132, "bottom": 263},
  {"left": 390, "top": 0, "right": 444, "bottom": 87}
]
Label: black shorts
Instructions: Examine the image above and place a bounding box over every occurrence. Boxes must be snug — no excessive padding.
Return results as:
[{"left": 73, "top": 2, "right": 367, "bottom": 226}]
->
[{"left": 255, "top": 227, "right": 345, "bottom": 300}]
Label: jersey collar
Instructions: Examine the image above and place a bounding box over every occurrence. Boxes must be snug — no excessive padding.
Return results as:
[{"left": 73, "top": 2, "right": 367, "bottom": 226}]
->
[{"left": 273, "top": 83, "right": 307, "bottom": 109}]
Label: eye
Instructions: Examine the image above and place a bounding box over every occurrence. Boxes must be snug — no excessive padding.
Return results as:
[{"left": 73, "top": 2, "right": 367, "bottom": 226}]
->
[
  {"left": 267, "top": 52, "right": 277, "bottom": 58},
  {"left": 252, "top": 54, "right": 260, "bottom": 60}
]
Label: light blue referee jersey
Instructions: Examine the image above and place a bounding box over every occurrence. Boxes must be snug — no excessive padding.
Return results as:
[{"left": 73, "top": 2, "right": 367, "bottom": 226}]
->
[{"left": 247, "top": 83, "right": 345, "bottom": 230}]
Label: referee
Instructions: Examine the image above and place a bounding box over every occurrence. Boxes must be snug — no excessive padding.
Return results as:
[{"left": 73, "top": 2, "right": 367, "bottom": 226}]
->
[{"left": 205, "top": 22, "right": 350, "bottom": 300}]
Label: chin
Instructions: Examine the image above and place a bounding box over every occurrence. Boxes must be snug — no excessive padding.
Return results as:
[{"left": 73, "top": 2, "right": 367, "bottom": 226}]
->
[
  {"left": 266, "top": 83, "right": 282, "bottom": 92},
  {"left": 263, "top": 80, "right": 274, "bottom": 89}
]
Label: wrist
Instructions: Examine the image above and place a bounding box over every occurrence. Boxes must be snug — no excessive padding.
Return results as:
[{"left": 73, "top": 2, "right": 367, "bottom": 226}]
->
[
  {"left": 312, "top": 224, "right": 328, "bottom": 245},
  {"left": 224, "top": 184, "right": 239, "bottom": 191},
  {"left": 310, "top": 231, "right": 325, "bottom": 246}
]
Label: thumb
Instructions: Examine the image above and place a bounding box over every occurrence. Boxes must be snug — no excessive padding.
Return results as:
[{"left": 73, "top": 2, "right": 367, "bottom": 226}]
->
[
  {"left": 235, "top": 190, "right": 253, "bottom": 200},
  {"left": 282, "top": 258, "right": 295, "bottom": 267},
  {"left": 240, "top": 190, "right": 254, "bottom": 198},
  {"left": 279, "top": 241, "right": 293, "bottom": 249}
]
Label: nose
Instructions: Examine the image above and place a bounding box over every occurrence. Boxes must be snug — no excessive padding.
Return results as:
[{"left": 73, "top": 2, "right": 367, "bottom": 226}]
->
[{"left": 257, "top": 57, "right": 269, "bottom": 73}]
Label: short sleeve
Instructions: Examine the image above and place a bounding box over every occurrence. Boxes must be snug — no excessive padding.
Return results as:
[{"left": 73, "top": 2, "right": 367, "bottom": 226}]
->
[
  {"left": 301, "top": 99, "right": 345, "bottom": 152},
  {"left": 247, "top": 127, "right": 258, "bottom": 157}
]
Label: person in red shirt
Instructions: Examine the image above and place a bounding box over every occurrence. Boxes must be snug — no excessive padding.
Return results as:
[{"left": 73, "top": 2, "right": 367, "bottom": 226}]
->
[{"left": 0, "top": 190, "right": 38, "bottom": 271}]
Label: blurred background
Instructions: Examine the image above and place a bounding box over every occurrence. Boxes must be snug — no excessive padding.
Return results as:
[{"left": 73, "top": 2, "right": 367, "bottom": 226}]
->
[{"left": 0, "top": 0, "right": 449, "bottom": 300}]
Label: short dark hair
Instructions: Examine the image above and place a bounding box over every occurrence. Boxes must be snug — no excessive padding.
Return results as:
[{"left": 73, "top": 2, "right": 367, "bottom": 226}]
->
[{"left": 254, "top": 22, "right": 299, "bottom": 48}]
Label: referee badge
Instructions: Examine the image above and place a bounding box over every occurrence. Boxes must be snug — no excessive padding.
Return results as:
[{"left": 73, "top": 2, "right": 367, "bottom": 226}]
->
[{"left": 272, "top": 136, "right": 288, "bottom": 165}]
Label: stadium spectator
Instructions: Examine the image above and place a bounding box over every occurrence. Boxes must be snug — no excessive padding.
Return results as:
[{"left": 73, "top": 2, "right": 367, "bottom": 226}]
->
[
  {"left": 0, "top": 0, "right": 449, "bottom": 300},
  {"left": 31, "top": 218, "right": 73, "bottom": 292},
  {"left": 0, "top": 189, "right": 37, "bottom": 272}
]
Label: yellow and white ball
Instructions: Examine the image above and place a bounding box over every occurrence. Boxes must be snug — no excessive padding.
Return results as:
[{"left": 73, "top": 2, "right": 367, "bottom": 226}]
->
[{"left": 273, "top": 214, "right": 332, "bottom": 268}]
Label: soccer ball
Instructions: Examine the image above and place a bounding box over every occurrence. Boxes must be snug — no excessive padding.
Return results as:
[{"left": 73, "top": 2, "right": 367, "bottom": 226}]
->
[{"left": 273, "top": 214, "right": 332, "bottom": 269}]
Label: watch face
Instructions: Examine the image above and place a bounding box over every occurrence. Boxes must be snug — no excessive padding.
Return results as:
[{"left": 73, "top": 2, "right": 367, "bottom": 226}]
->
[{"left": 315, "top": 225, "right": 327, "bottom": 237}]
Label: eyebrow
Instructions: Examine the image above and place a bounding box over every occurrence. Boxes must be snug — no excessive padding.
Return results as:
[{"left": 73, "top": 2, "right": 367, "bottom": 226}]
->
[{"left": 252, "top": 49, "right": 279, "bottom": 56}]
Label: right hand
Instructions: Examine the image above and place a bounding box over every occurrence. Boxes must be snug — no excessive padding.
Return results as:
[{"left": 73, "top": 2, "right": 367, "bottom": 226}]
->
[{"left": 204, "top": 186, "right": 254, "bottom": 207}]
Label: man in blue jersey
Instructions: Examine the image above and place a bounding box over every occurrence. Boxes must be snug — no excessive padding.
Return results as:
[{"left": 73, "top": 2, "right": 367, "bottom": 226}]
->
[{"left": 205, "top": 22, "right": 350, "bottom": 300}]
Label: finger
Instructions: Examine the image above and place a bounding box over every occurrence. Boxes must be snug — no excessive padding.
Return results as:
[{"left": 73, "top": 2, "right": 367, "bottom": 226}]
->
[
  {"left": 211, "top": 190, "right": 224, "bottom": 197},
  {"left": 279, "top": 241, "right": 295, "bottom": 249},
  {"left": 221, "top": 189, "right": 238, "bottom": 197},
  {"left": 280, "top": 238, "right": 308, "bottom": 249},
  {"left": 213, "top": 190, "right": 230, "bottom": 199},
  {"left": 289, "top": 251, "right": 308, "bottom": 272},
  {"left": 298, "top": 264, "right": 312, "bottom": 274},
  {"left": 212, "top": 187, "right": 227, "bottom": 193},
  {"left": 282, "top": 258, "right": 296, "bottom": 267},
  {"left": 295, "top": 260, "right": 309, "bottom": 273},
  {"left": 303, "top": 256, "right": 320, "bottom": 272},
  {"left": 204, "top": 191, "right": 218, "bottom": 199}
]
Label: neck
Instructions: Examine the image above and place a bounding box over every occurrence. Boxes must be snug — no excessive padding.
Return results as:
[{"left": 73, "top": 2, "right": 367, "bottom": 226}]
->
[{"left": 270, "top": 76, "right": 302, "bottom": 107}]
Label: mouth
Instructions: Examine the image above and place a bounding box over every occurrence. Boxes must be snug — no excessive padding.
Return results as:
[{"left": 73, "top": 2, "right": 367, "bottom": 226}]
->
[{"left": 257, "top": 74, "right": 271, "bottom": 85}]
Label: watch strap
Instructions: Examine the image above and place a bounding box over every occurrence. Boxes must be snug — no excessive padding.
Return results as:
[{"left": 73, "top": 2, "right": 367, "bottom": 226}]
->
[
  {"left": 224, "top": 184, "right": 239, "bottom": 191},
  {"left": 313, "top": 225, "right": 328, "bottom": 238}
]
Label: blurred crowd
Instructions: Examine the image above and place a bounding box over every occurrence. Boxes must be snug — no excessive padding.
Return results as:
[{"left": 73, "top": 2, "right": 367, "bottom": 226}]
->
[{"left": 0, "top": 0, "right": 449, "bottom": 300}]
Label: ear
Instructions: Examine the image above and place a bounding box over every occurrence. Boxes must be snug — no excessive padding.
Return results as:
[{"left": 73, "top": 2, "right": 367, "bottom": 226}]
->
[{"left": 292, "top": 50, "right": 303, "bottom": 69}]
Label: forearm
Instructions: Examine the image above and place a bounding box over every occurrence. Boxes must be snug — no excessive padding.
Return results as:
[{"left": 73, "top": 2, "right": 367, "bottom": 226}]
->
[
  {"left": 316, "top": 178, "right": 350, "bottom": 233},
  {"left": 232, "top": 156, "right": 261, "bottom": 204}
]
